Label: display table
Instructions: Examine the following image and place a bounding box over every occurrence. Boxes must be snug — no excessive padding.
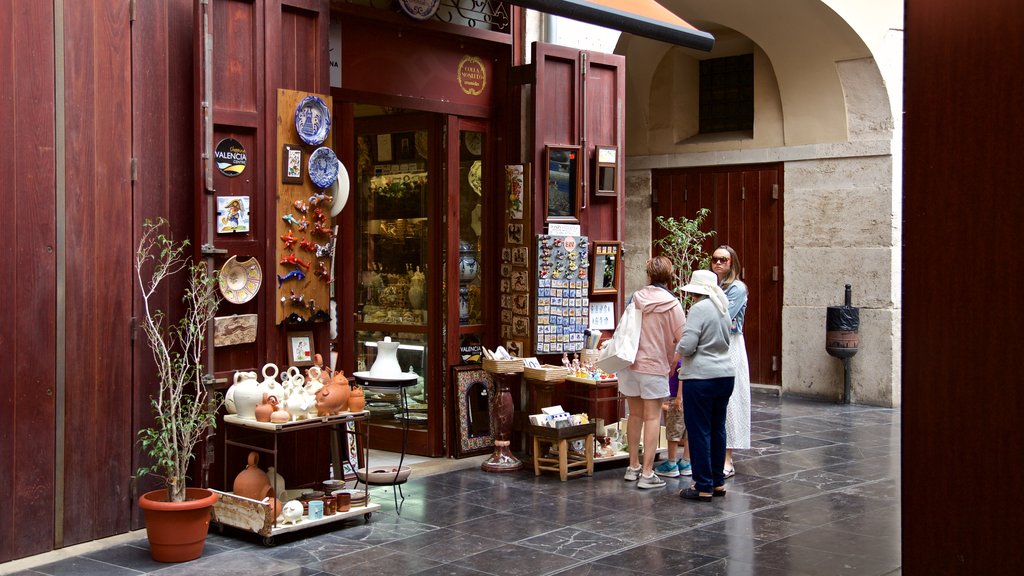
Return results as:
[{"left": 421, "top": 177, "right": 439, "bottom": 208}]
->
[
  {"left": 215, "top": 412, "right": 379, "bottom": 545},
  {"left": 558, "top": 375, "right": 623, "bottom": 427},
  {"left": 352, "top": 372, "right": 418, "bottom": 511},
  {"left": 531, "top": 422, "right": 596, "bottom": 481}
]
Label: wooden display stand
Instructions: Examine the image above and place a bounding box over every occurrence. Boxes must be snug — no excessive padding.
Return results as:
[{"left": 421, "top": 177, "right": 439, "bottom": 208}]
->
[
  {"left": 557, "top": 375, "right": 623, "bottom": 426},
  {"left": 531, "top": 422, "right": 596, "bottom": 481}
]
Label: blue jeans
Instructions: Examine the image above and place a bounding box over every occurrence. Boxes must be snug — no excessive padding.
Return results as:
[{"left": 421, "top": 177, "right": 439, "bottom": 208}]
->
[{"left": 682, "top": 376, "right": 735, "bottom": 493}]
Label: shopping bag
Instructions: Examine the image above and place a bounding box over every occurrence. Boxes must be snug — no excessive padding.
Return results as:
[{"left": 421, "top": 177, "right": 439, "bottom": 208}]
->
[{"left": 595, "top": 301, "right": 642, "bottom": 374}]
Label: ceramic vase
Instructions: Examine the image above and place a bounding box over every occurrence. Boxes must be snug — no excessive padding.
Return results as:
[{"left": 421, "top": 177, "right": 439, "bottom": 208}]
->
[
  {"left": 228, "top": 371, "right": 262, "bottom": 420},
  {"left": 368, "top": 337, "right": 403, "bottom": 378},
  {"left": 233, "top": 451, "right": 273, "bottom": 501}
]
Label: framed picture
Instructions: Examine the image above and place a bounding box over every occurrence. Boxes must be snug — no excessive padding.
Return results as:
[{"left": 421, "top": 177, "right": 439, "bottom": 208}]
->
[
  {"left": 394, "top": 132, "right": 416, "bottom": 161},
  {"left": 594, "top": 145, "right": 618, "bottom": 197},
  {"left": 287, "top": 331, "right": 315, "bottom": 366},
  {"left": 591, "top": 241, "right": 621, "bottom": 295},
  {"left": 452, "top": 365, "right": 495, "bottom": 458},
  {"left": 545, "top": 145, "right": 581, "bottom": 223},
  {"left": 589, "top": 301, "right": 616, "bottom": 330},
  {"left": 282, "top": 144, "right": 303, "bottom": 184}
]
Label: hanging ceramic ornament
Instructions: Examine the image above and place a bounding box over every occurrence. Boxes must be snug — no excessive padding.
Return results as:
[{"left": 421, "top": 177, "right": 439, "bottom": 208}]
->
[{"left": 330, "top": 160, "right": 350, "bottom": 217}]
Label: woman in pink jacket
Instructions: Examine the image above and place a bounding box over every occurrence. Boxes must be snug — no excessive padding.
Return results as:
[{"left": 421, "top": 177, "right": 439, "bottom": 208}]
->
[{"left": 619, "top": 256, "right": 685, "bottom": 489}]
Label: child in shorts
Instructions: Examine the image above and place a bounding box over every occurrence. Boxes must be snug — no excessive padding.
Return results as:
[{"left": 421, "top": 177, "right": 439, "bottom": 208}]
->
[{"left": 655, "top": 360, "right": 691, "bottom": 477}]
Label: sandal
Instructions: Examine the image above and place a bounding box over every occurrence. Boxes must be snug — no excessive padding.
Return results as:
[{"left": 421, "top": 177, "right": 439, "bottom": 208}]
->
[
  {"left": 723, "top": 467, "right": 736, "bottom": 479},
  {"left": 679, "top": 487, "right": 712, "bottom": 502},
  {"left": 712, "top": 487, "right": 727, "bottom": 498}
]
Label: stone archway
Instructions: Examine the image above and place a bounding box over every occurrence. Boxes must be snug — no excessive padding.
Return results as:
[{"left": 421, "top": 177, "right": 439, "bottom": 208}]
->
[{"left": 620, "top": 1, "right": 902, "bottom": 406}]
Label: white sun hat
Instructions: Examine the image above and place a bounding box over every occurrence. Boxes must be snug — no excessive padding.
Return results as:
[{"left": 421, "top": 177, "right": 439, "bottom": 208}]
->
[{"left": 681, "top": 269, "right": 729, "bottom": 315}]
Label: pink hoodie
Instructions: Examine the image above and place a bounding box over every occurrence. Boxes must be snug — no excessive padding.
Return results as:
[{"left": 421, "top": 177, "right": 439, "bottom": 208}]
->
[{"left": 629, "top": 285, "right": 685, "bottom": 376}]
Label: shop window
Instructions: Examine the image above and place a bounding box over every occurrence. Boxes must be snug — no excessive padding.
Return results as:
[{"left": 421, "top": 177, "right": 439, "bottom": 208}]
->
[{"left": 699, "top": 54, "right": 753, "bottom": 134}]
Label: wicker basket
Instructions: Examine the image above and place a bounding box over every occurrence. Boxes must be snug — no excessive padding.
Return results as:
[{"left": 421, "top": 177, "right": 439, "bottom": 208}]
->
[
  {"left": 482, "top": 357, "right": 524, "bottom": 373},
  {"left": 523, "top": 364, "right": 570, "bottom": 382}
]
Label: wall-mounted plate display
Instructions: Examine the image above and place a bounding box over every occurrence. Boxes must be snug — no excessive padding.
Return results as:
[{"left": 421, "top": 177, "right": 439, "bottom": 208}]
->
[
  {"left": 330, "top": 159, "right": 350, "bottom": 217},
  {"left": 308, "top": 147, "right": 339, "bottom": 188},
  {"left": 219, "top": 255, "right": 262, "bottom": 304},
  {"left": 294, "top": 95, "right": 331, "bottom": 146}
]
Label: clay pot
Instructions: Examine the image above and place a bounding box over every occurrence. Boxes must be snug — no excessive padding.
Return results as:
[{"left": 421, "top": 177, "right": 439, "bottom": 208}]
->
[
  {"left": 138, "top": 487, "right": 218, "bottom": 562},
  {"left": 265, "top": 496, "right": 282, "bottom": 521},
  {"left": 348, "top": 384, "right": 366, "bottom": 412},
  {"left": 316, "top": 371, "right": 351, "bottom": 416},
  {"left": 255, "top": 393, "right": 276, "bottom": 423},
  {"left": 233, "top": 452, "right": 273, "bottom": 501},
  {"left": 334, "top": 491, "right": 351, "bottom": 513}
]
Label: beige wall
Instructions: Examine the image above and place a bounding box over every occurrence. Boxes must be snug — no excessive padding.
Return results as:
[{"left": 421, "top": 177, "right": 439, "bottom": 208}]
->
[{"left": 621, "top": 2, "right": 902, "bottom": 407}]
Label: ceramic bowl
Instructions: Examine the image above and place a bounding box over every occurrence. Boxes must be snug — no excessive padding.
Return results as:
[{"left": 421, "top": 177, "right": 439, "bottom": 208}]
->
[{"left": 356, "top": 466, "right": 411, "bottom": 484}]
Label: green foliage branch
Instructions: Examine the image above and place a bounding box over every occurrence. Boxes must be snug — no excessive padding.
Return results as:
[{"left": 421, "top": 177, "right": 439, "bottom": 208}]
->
[
  {"left": 135, "top": 218, "right": 223, "bottom": 503},
  {"left": 653, "top": 208, "right": 716, "bottom": 303}
]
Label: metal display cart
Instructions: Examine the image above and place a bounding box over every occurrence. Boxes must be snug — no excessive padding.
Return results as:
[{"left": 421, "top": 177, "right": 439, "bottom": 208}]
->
[{"left": 212, "top": 411, "right": 380, "bottom": 545}]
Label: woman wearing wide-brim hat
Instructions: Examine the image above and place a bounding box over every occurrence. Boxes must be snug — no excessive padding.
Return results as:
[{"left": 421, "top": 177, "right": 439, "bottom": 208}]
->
[{"left": 673, "top": 269, "right": 734, "bottom": 501}]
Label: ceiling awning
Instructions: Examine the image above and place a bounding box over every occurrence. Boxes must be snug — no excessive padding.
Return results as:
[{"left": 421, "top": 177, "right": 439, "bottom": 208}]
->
[{"left": 514, "top": 0, "right": 714, "bottom": 51}]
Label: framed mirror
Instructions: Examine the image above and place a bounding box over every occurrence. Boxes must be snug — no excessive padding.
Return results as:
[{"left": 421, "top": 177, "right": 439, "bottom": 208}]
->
[
  {"left": 592, "top": 241, "right": 621, "bottom": 295},
  {"left": 594, "top": 145, "right": 618, "bottom": 197},
  {"left": 544, "top": 145, "right": 580, "bottom": 223}
]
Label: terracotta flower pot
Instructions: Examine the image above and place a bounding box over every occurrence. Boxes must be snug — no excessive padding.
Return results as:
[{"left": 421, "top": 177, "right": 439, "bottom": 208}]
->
[{"left": 138, "top": 487, "right": 219, "bottom": 562}]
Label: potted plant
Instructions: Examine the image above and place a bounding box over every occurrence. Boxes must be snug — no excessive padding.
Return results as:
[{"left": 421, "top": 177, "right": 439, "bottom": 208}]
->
[
  {"left": 134, "top": 218, "right": 223, "bottom": 562},
  {"left": 653, "top": 207, "right": 716, "bottom": 302}
]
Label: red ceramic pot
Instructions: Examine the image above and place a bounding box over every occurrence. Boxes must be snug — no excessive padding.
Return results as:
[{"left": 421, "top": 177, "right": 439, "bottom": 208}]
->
[{"left": 137, "top": 487, "right": 219, "bottom": 562}]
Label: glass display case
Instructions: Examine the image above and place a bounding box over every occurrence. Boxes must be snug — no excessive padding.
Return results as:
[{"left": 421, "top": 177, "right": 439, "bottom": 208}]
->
[
  {"left": 355, "top": 129, "right": 430, "bottom": 326},
  {"left": 457, "top": 129, "right": 484, "bottom": 326}
]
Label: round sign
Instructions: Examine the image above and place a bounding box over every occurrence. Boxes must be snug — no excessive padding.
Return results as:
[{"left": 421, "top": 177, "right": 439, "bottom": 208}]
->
[
  {"left": 397, "top": 0, "right": 440, "bottom": 21},
  {"left": 215, "top": 138, "right": 247, "bottom": 177}
]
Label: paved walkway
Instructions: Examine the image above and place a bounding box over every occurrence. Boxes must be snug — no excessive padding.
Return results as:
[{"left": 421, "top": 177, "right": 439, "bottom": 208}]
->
[{"left": 3, "top": 394, "right": 900, "bottom": 575}]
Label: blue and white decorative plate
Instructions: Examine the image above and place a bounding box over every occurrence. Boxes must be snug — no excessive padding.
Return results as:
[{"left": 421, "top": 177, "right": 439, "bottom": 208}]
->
[
  {"left": 294, "top": 95, "right": 331, "bottom": 146},
  {"left": 308, "top": 147, "right": 339, "bottom": 188}
]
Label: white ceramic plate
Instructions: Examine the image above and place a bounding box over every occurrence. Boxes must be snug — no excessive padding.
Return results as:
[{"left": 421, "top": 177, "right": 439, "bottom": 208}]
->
[{"left": 330, "top": 160, "right": 350, "bottom": 217}]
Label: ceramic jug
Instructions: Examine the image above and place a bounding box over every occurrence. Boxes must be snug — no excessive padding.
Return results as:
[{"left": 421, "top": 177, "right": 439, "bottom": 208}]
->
[
  {"left": 368, "top": 337, "right": 403, "bottom": 378},
  {"left": 283, "top": 382, "right": 310, "bottom": 421},
  {"left": 408, "top": 266, "right": 425, "bottom": 309},
  {"left": 233, "top": 451, "right": 273, "bottom": 501},
  {"left": 255, "top": 393, "right": 277, "bottom": 423},
  {"left": 266, "top": 466, "right": 286, "bottom": 499},
  {"left": 260, "top": 363, "right": 284, "bottom": 400},
  {"left": 228, "top": 371, "right": 262, "bottom": 419},
  {"left": 316, "top": 371, "right": 350, "bottom": 416}
]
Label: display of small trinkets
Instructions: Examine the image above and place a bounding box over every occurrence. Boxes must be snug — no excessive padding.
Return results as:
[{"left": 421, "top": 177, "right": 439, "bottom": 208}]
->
[{"left": 534, "top": 235, "right": 589, "bottom": 354}]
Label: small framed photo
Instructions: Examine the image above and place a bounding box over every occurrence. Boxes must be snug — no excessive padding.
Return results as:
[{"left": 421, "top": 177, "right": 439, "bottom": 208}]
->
[
  {"left": 287, "top": 331, "right": 315, "bottom": 366},
  {"left": 545, "top": 144, "right": 581, "bottom": 223},
  {"left": 282, "top": 144, "right": 303, "bottom": 184}
]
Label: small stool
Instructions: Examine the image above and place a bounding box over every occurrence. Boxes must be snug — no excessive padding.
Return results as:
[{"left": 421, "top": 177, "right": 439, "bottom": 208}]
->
[{"left": 531, "top": 422, "right": 596, "bottom": 481}]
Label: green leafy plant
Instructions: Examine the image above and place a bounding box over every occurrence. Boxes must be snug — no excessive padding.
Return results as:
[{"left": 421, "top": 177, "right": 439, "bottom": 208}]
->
[
  {"left": 653, "top": 208, "right": 716, "bottom": 299},
  {"left": 135, "top": 218, "right": 223, "bottom": 503}
]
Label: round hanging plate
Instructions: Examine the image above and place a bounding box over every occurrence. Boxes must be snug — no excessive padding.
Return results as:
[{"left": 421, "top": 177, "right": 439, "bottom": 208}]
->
[
  {"left": 308, "top": 147, "right": 339, "bottom": 188},
  {"left": 330, "top": 159, "right": 350, "bottom": 217},
  {"left": 218, "top": 255, "right": 262, "bottom": 304},
  {"left": 294, "top": 95, "right": 331, "bottom": 146}
]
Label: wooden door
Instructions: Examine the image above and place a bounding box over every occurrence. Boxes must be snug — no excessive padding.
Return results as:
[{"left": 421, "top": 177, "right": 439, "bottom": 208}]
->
[
  {"left": 652, "top": 164, "right": 783, "bottom": 386},
  {"left": 529, "top": 42, "right": 626, "bottom": 362}
]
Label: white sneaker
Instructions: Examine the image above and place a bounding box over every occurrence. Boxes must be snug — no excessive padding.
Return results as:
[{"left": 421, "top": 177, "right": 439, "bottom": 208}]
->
[
  {"left": 623, "top": 465, "right": 642, "bottom": 481},
  {"left": 637, "top": 473, "right": 666, "bottom": 489}
]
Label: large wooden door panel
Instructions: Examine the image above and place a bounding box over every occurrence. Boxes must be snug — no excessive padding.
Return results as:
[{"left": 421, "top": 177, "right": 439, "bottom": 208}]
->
[
  {"left": 653, "top": 165, "right": 782, "bottom": 385},
  {"left": 0, "top": 0, "right": 58, "bottom": 563}
]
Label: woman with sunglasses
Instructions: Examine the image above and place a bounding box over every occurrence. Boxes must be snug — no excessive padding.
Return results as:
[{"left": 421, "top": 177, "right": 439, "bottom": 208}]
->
[{"left": 710, "top": 245, "right": 750, "bottom": 478}]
